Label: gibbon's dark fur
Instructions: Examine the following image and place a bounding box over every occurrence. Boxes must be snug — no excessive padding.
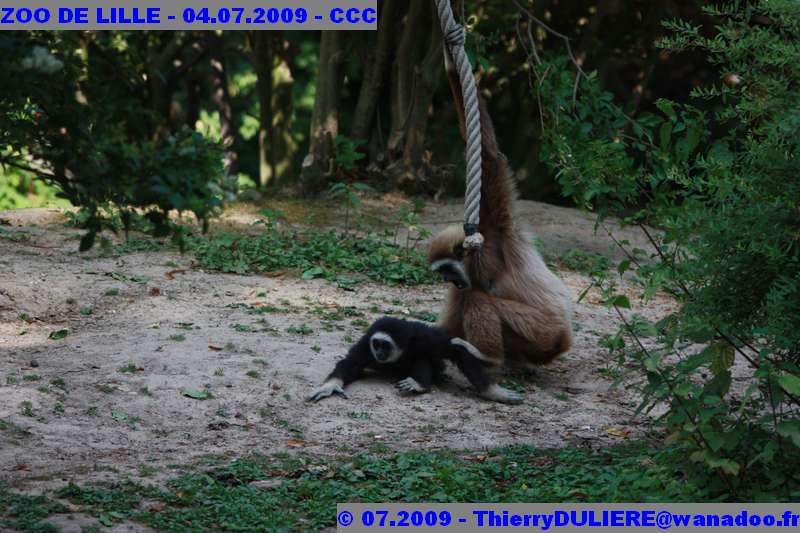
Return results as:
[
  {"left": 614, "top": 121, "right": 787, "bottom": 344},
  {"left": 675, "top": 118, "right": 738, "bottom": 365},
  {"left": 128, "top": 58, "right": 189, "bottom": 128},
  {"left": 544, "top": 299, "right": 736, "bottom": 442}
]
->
[
  {"left": 428, "top": 49, "right": 573, "bottom": 369},
  {"left": 306, "top": 317, "right": 523, "bottom": 403}
]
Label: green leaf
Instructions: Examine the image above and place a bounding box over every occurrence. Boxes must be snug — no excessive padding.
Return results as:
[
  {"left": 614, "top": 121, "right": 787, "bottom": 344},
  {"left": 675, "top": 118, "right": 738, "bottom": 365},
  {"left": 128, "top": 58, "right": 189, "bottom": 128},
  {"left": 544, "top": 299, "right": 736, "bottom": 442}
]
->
[
  {"left": 48, "top": 329, "right": 69, "bottom": 340},
  {"left": 656, "top": 99, "right": 677, "bottom": 121},
  {"left": 703, "top": 451, "right": 740, "bottom": 476},
  {"left": 606, "top": 295, "right": 631, "bottom": 309},
  {"left": 111, "top": 409, "right": 128, "bottom": 422},
  {"left": 659, "top": 122, "right": 673, "bottom": 150},
  {"left": 181, "top": 388, "right": 210, "bottom": 400},
  {"left": 302, "top": 266, "right": 326, "bottom": 280},
  {"left": 709, "top": 342, "right": 735, "bottom": 376},
  {"left": 617, "top": 259, "right": 631, "bottom": 275},
  {"left": 777, "top": 421, "right": 800, "bottom": 448},
  {"left": 778, "top": 374, "right": 800, "bottom": 396}
]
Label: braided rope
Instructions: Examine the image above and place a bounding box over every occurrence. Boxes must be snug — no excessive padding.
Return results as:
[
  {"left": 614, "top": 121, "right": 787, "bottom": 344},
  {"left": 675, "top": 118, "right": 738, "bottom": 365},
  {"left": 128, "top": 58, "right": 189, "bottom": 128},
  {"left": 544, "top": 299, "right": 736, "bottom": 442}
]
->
[{"left": 434, "top": 0, "right": 484, "bottom": 249}]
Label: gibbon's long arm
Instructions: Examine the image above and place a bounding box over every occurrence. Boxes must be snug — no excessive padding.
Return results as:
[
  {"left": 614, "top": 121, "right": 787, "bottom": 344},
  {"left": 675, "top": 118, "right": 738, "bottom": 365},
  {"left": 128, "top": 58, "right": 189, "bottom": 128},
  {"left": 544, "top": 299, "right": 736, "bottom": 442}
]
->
[
  {"left": 306, "top": 339, "right": 373, "bottom": 402},
  {"left": 444, "top": 48, "right": 515, "bottom": 234},
  {"left": 396, "top": 358, "right": 434, "bottom": 394}
]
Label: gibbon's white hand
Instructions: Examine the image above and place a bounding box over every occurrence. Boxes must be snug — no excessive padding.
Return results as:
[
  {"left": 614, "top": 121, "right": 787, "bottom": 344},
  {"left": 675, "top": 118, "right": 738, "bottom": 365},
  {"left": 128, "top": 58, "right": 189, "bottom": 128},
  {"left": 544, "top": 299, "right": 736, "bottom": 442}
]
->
[{"left": 306, "top": 379, "right": 348, "bottom": 402}]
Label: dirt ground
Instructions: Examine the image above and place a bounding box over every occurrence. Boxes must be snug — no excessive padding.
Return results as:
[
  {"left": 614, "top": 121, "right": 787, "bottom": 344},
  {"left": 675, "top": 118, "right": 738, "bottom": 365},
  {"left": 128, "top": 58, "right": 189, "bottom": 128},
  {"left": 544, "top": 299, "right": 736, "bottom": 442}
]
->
[{"left": 0, "top": 201, "right": 675, "bottom": 490}]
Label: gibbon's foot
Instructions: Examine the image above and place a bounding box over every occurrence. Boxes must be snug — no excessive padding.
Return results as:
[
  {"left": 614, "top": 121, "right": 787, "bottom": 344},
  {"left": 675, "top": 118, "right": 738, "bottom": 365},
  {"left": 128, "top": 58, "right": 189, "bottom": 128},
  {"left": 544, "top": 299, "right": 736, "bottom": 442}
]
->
[
  {"left": 395, "top": 377, "right": 428, "bottom": 394},
  {"left": 306, "top": 378, "right": 349, "bottom": 402},
  {"left": 480, "top": 383, "right": 524, "bottom": 404}
]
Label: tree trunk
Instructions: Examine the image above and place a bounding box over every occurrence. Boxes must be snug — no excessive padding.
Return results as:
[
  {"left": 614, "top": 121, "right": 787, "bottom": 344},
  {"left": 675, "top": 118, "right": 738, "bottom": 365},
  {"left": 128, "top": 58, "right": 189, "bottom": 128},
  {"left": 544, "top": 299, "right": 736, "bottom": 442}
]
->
[
  {"left": 271, "top": 46, "right": 297, "bottom": 183},
  {"left": 388, "top": 1, "right": 429, "bottom": 152},
  {"left": 253, "top": 32, "right": 276, "bottom": 188},
  {"left": 401, "top": 14, "right": 443, "bottom": 174},
  {"left": 208, "top": 33, "right": 238, "bottom": 175},
  {"left": 301, "top": 31, "right": 343, "bottom": 194},
  {"left": 185, "top": 72, "right": 201, "bottom": 131},
  {"left": 148, "top": 33, "right": 183, "bottom": 142},
  {"left": 350, "top": 0, "right": 400, "bottom": 142}
]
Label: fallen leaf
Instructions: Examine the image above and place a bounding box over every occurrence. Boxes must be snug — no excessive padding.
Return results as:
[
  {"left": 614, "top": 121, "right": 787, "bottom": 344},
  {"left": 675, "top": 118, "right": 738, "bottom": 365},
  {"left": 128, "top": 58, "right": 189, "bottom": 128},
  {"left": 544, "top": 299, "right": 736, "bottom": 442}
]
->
[
  {"left": 264, "top": 270, "right": 286, "bottom": 278},
  {"left": 181, "top": 388, "right": 211, "bottom": 400},
  {"left": 165, "top": 269, "right": 186, "bottom": 280},
  {"left": 606, "top": 427, "right": 631, "bottom": 439},
  {"left": 149, "top": 287, "right": 161, "bottom": 296},
  {"left": 208, "top": 345, "right": 223, "bottom": 351},
  {"left": 13, "top": 463, "right": 27, "bottom": 471},
  {"left": 48, "top": 329, "right": 69, "bottom": 340},
  {"left": 286, "top": 439, "right": 306, "bottom": 448}
]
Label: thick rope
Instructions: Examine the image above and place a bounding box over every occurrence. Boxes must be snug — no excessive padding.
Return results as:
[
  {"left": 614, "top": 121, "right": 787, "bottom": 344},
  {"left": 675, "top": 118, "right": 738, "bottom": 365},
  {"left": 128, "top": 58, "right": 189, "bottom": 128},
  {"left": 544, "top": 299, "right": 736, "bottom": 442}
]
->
[{"left": 434, "top": 0, "right": 484, "bottom": 249}]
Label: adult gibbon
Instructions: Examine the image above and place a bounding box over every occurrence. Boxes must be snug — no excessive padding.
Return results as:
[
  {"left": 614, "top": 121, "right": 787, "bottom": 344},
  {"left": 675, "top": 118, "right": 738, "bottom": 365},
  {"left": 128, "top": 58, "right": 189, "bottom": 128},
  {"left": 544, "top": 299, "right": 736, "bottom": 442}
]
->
[
  {"left": 428, "top": 49, "right": 573, "bottom": 369},
  {"left": 306, "top": 317, "right": 523, "bottom": 403}
]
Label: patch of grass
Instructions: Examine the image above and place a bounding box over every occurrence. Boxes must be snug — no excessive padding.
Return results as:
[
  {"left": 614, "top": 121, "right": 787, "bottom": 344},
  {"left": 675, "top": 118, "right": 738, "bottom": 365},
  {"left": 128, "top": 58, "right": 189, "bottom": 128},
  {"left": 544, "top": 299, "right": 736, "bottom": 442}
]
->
[
  {"left": 115, "top": 238, "right": 167, "bottom": 254},
  {"left": 168, "top": 334, "right": 186, "bottom": 342},
  {"left": 0, "top": 482, "right": 68, "bottom": 532},
  {"left": 138, "top": 465, "right": 158, "bottom": 478},
  {"left": 50, "top": 378, "right": 66, "bottom": 391},
  {"left": 5, "top": 443, "right": 793, "bottom": 531},
  {"left": 287, "top": 324, "right": 313, "bottom": 335},
  {"left": 22, "top": 374, "right": 41, "bottom": 382},
  {"left": 559, "top": 249, "right": 612, "bottom": 275},
  {"left": 246, "top": 370, "right": 261, "bottom": 379},
  {"left": 118, "top": 363, "right": 140, "bottom": 374},
  {"left": 189, "top": 227, "right": 436, "bottom": 286},
  {"left": 19, "top": 401, "right": 35, "bottom": 417},
  {"left": 48, "top": 329, "right": 69, "bottom": 340},
  {"left": 0, "top": 418, "right": 31, "bottom": 439},
  {"left": 409, "top": 310, "right": 438, "bottom": 323},
  {"left": 104, "top": 288, "right": 120, "bottom": 296},
  {"left": 79, "top": 307, "right": 93, "bottom": 316}
]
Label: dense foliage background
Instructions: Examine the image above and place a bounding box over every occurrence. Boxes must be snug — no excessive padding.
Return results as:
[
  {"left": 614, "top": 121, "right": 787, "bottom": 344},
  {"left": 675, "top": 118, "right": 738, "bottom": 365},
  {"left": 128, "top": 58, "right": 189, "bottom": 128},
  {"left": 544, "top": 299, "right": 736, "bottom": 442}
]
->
[{"left": 2, "top": 0, "right": 799, "bottom": 499}]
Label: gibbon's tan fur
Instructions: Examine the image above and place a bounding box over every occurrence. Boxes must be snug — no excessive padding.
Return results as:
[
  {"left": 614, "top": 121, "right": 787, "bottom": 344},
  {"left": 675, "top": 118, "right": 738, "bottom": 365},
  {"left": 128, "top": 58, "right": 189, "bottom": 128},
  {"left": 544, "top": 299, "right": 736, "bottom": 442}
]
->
[{"left": 428, "top": 51, "right": 573, "bottom": 368}]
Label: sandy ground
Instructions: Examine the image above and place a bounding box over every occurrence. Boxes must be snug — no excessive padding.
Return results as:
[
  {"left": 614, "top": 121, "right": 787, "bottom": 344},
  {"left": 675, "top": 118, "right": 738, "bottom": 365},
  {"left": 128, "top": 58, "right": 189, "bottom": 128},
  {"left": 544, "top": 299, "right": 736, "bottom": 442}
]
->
[{"left": 0, "top": 201, "right": 675, "bottom": 491}]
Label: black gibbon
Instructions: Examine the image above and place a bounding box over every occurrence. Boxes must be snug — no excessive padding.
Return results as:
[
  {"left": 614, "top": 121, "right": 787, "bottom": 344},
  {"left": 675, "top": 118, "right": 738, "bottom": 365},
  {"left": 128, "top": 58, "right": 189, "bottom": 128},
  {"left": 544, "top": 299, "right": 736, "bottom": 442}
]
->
[
  {"left": 306, "top": 317, "right": 523, "bottom": 404},
  {"left": 428, "top": 47, "right": 573, "bottom": 369}
]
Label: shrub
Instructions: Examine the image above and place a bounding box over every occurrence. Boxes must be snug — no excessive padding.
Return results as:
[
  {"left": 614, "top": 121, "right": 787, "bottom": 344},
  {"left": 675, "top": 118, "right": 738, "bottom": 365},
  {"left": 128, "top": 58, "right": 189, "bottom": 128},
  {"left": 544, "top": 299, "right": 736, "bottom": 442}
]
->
[
  {"left": 0, "top": 33, "right": 224, "bottom": 248},
  {"left": 542, "top": 0, "right": 800, "bottom": 497}
]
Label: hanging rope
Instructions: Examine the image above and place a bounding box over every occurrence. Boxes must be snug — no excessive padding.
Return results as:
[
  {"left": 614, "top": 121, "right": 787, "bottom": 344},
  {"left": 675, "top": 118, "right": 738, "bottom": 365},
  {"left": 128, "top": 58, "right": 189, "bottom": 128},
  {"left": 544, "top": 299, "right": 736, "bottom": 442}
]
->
[{"left": 434, "top": 0, "right": 484, "bottom": 249}]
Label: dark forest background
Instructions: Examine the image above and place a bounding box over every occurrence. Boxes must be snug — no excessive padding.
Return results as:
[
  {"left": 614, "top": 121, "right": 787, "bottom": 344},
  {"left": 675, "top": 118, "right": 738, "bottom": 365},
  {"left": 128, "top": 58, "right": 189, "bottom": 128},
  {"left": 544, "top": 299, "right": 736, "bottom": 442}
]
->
[{"left": 1, "top": 0, "right": 715, "bottom": 208}]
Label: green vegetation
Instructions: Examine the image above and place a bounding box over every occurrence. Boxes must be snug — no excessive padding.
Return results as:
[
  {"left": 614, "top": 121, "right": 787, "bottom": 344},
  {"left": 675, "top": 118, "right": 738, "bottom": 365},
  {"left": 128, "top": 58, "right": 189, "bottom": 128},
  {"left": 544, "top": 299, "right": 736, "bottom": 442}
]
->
[
  {"left": 190, "top": 225, "right": 436, "bottom": 286},
  {"left": 3, "top": 443, "right": 769, "bottom": 532},
  {"left": 544, "top": 1, "right": 800, "bottom": 493}
]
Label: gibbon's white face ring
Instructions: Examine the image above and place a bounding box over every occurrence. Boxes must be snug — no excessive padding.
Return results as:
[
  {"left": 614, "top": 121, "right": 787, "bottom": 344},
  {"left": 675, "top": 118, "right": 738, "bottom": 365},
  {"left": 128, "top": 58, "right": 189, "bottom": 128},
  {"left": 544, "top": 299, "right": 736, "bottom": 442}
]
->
[
  {"left": 370, "top": 332, "right": 402, "bottom": 364},
  {"left": 430, "top": 258, "right": 470, "bottom": 289}
]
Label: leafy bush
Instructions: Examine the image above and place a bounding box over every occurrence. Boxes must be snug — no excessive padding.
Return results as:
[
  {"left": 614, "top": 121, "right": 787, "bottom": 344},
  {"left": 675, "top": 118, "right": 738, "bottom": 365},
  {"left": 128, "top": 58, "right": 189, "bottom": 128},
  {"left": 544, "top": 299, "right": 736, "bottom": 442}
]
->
[
  {"left": 542, "top": 1, "right": 800, "bottom": 496},
  {"left": 0, "top": 33, "right": 224, "bottom": 248}
]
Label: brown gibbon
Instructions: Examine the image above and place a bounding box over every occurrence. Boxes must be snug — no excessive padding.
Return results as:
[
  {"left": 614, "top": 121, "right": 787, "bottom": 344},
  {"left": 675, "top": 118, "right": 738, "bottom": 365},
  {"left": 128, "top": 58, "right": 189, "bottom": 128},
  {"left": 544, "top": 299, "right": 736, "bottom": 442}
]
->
[{"left": 428, "top": 49, "right": 573, "bottom": 369}]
